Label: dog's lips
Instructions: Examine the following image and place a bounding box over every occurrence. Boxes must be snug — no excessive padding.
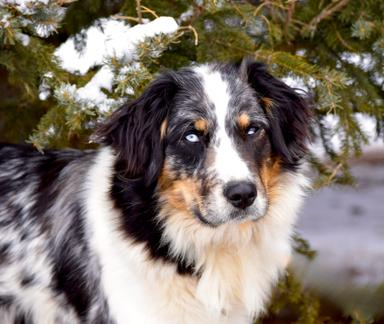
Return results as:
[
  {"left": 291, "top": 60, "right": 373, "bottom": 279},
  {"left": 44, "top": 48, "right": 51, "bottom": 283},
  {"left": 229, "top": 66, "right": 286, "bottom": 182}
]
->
[
  {"left": 228, "top": 209, "right": 265, "bottom": 223},
  {"left": 192, "top": 206, "right": 265, "bottom": 227},
  {"left": 192, "top": 206, "right": 218, "bottom": 227}
]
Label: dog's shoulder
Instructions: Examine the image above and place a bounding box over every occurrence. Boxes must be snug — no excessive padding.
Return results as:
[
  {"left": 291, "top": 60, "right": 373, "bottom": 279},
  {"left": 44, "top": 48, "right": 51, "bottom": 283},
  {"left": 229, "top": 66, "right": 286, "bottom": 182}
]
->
[
  {"left": 0, "top": 143, "right": 94, "bottom": 181},
  {"left": 0, "top": 144, "right": 110, "bottom": 323},
  {"left": 0, "top": 143, "right": 90, "bottom": 162}
]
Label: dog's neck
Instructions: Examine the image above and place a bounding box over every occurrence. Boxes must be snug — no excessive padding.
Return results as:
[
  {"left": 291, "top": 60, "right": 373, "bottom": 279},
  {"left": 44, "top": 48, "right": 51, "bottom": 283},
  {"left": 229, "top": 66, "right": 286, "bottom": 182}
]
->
[
  {"left": 85, "top": 148, "right": 306, "bottom": 322},
  {"left": 111, "top": 149, "right": 298, "bottom": 318},
  {"left": 157, "top": 207, "right": 290, "bottom": 318}
]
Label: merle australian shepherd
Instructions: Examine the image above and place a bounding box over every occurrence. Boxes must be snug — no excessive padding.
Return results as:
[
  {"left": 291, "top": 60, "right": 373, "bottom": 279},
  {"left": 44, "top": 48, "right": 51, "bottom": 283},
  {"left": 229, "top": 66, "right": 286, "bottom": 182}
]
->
[{"left": 0, "top": 59, "right": 311, "bottom": 324}]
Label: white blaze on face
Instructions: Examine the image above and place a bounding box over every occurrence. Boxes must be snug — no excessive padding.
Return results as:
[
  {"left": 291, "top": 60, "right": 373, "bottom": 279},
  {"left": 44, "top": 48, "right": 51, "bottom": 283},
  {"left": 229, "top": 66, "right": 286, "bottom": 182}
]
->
[{"left": 194, "top": 66, "right": 252, "bottom": 183}]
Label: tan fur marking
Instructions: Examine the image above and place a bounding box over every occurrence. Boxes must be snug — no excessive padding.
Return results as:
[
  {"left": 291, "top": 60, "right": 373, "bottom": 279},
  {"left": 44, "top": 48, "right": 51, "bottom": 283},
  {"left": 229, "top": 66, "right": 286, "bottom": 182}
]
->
[
  {"left": 194, "top": 119, "right": 208, "bottom": 134},
  {"left": 160, "top": 119, "right": 168, "bottom": 139},
  {"left": 158, "top": 165, "right": 203, "bottom": 216},
  {"left": 237, "top": 113, "right": 250, "bottom": 129},
  {"left": 260, "top": 97, "right": 275, "bottom": 112},
  {"left": 260, "top": 158, "right": 282, "bottom": 203}
]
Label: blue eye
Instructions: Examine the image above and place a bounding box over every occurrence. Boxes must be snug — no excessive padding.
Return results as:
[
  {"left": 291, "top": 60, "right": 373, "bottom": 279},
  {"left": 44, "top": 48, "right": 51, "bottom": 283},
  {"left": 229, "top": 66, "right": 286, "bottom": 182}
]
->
[
  {"left": 185, "top": 133, "right": 200, "bottom": 143},
  {"left": 246, "top": 127, "right": 259, "bottom": 135}
]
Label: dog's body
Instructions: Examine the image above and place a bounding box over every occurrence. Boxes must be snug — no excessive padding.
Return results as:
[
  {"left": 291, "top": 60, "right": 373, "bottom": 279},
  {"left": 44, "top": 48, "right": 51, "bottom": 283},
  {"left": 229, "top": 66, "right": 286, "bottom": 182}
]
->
[{"left": 0, "top": 60, "right": 311, "bottom": 324}]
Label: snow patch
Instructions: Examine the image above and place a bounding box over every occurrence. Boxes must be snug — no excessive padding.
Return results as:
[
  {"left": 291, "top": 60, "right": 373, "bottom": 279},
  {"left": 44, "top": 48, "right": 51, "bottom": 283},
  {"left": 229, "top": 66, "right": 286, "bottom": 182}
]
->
[
  {"left": 54, "top": 80, "right": 121, "bottom": 114},
  {"left": 51, "top": 16, "right": 179, "bottom": 112},
  {"left": 55, "top": 17, "right": 179, "bottom": 75},
  {"left": 15, "top": 32, "right": 30, "bottom": 46},
  {"left": 281, "top": 78, "right": 382, "bottom": 157},
  {"left": 2, "top": 0, "right": 65, "bottom": 37},
  {"left": 76, "top": 66, "right": 115, "bottom": 112},
  {"left": 0, "top": 13, "right": 11, "bottom": 28},
  {"left": 1, "top": 0, "right": 49, "bottom": 14},
  {"left": 309, "top": 113, "right": 382, "bottom": 158},
  {"left": 178, "top": 6, "right": 194, "bottom": 23},
  {"left": 340, "top": 52, "right": 375, "bottom": 72},
  {"left": 282, "top": 75, "right": 316, "bottom": 92}
]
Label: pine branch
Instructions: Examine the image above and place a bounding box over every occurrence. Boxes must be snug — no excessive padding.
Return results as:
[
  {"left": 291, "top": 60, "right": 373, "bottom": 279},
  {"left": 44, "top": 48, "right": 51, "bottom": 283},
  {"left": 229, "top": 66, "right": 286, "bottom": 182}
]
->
[{"left": 302, "top": 0, "right": 350, "bottom": 36}]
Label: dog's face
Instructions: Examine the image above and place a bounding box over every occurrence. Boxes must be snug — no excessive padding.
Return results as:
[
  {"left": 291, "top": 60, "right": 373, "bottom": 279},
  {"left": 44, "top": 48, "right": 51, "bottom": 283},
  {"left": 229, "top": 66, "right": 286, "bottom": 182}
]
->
[
  {"left": 97, "top": 59, "right": 311, "bottom": 227},
  {"left": 160, "top": 65, "right": 271, "bottom": 226}
]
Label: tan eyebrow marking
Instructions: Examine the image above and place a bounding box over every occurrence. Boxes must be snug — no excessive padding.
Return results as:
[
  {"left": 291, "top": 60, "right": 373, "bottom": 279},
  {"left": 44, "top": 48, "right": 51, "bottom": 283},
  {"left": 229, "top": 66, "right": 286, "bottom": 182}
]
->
[
  {"left": 237, "top": 113, "right": 250, "bottom": 129},
  {"left": 160, "top": 119, "right": 168, "bottom": 139},
  {"left": 194, "top": 118, "right": 208, "bottom": 134},
  {"left": 260, "top": 97, "right": 275, "bottom": 112}
]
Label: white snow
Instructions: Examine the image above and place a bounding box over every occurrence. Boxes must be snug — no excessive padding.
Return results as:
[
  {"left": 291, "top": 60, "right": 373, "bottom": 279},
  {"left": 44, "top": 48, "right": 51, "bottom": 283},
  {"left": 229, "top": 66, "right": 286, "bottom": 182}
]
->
[
  {"left": 2, "top": 0, "right": 52, "bottom": 15},
  {"left": 178, "top": 6, "right": 194, "bottom": 23},
  {"left": 50, "top": 16, "right": 179, "bottom": 112},
  {"left": 55, "top": 17, "right": 179, "bottom": 75},
  {"left": 0, "top": 13, "right": 11, "bottom": 28},
  {"left": 308, "top": 113, "right": 382, "bottom": 159},
  {"left": 38, "top": 89, "right": 50, "bottom": 101},
  {"left": 54, "top": 77, "right": 121, "bottom": 114},
  {"left": 34, "top": 22, "right": 60, "bottom": 38},
  {"left": 2, "top": 0, "right": 65, "bottom": 38},
  {"left": 340, "top": 52, "right": 375, "bottom": 72},
  {"left": 282, "top": 75, "right": 316, "bottom": 92},
  {"left": 282, "top": 77, "right": 382, "bottom": 157},
  {"left": 76, "top": 66, "right": 116, "bottom": 112},
  {"left": 15, "top": 32, "right": 30, "bottom": 46},
  {"left": 38, "top": 72, "right": 53, "bottom": 101}
]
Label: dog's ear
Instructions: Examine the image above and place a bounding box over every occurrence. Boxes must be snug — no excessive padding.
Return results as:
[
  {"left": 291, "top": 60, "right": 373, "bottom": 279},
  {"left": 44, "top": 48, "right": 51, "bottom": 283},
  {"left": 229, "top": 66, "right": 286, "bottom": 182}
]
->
[
  {"left": 240, "top": 58, "right": 312, "bottom": 168},
  {"left": 95, "top": 72, "right": 178, "bottom": 184}
]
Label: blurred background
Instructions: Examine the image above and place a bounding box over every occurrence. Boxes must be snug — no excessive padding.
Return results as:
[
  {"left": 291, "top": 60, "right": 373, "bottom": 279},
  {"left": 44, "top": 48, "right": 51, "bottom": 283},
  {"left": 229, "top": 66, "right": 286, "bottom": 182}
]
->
[{"left": 0, "top": 0, "right": 383, "bottom": 322}]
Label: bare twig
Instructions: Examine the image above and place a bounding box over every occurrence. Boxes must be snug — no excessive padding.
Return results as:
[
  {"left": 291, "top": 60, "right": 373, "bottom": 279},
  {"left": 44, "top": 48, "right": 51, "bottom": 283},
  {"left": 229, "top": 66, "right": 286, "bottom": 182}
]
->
[
  {"left": 303, "top": 0, "right": 350, "bottom": 35},
  {"left": 284, "top": 0, "right": 296, "bottom": 42},
  {"left": 336, "top": 30, "right": 355, "bottom": 51},
  {"left": 326, "top": 162, "right": 343, "bottom": 185},
  {"left": 178, "top": 25, "right": 199, "bottom": 46},
  {"left": 253, "top": 1, "right": 270, "bottom": 17},
  {"left": 141, "top": 6, "right": 159, "bottom": 19},
  {"left": 57, "top": 0, "right": 77, "bottom": 5},
  {"left": 136, "top": 0, "right": 143, "bottom": 24},
  {"left": 112, "top": 15, "right": 141, "bottom": 23}
]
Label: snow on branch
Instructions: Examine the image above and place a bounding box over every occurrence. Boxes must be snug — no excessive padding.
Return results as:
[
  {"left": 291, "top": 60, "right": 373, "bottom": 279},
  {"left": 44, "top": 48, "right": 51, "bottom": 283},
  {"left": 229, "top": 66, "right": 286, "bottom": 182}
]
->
[
  {"left": 55, "top": 16, "right": 179, "bottom": 75},
  {"left": 47, "top": 16, "right": 179, "bottom": 115}
]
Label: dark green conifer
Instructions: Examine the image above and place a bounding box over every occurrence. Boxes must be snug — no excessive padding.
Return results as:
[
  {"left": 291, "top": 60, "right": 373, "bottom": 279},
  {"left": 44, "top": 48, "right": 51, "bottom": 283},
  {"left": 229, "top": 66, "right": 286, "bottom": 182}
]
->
[{"left": 1, "top": 1, "right": 383, "bottom": 321}]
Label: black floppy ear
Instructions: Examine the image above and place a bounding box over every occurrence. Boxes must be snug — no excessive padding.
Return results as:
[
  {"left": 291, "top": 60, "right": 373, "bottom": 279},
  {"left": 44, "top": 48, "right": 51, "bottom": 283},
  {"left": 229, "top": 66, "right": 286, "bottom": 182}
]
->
[
  {"left": 240, "top": 59, "right": 312, "bottom": 169},
  {"left": 95, "top": 72, "right": 178, "bottom": 184}
]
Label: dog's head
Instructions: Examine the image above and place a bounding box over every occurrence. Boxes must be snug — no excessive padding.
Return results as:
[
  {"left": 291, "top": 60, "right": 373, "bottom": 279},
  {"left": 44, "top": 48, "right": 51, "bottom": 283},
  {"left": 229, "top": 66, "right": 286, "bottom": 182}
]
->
[{"left": 97, "top": 59, "right": 311, "bottom": 227}]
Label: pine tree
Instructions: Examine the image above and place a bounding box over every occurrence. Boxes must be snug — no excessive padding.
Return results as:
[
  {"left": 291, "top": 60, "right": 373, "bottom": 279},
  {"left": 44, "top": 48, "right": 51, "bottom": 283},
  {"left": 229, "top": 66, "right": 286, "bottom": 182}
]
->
[{"left": 1, "top": 0, "right": 383, "bottom": 322}]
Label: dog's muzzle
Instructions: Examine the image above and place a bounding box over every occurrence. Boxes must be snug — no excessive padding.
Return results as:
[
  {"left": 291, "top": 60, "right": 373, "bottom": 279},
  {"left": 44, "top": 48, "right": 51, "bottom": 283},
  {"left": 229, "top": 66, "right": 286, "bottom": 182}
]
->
[{"left": 223, "top": 181, "right": 257, "bottom": 211}]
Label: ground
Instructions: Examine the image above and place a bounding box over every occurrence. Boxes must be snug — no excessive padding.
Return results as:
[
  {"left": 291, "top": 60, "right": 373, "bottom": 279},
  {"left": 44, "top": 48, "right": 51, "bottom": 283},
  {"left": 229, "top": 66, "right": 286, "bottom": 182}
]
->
[{"left": 292, "top": 148, "right": 384, "bottom": 319}]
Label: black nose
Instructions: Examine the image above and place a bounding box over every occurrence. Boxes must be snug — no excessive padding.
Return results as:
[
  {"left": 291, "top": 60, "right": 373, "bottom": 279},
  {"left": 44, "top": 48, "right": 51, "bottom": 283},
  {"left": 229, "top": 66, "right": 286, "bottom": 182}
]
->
[{"left": 223, "top": 181, "right": 257, "bottom": 209}]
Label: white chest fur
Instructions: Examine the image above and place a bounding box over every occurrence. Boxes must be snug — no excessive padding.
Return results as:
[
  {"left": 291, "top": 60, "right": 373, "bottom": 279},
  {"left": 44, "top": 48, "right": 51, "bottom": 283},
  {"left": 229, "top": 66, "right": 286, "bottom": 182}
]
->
[{"left": 84, "top": 148, "right": 307, "bottom": 324}]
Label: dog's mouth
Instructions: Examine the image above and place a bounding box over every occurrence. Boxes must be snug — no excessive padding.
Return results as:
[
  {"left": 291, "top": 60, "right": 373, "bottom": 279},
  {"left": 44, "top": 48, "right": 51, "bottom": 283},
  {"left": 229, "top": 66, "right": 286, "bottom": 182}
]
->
[
  {"left": 228, "top": 209, "right": 264, "bottom": 222},
  {"left": 192, "top": 205, "right": 265, "bottom": 227},
  {"left": 192, "top": 207, "right": 217, "bottom": 227}
]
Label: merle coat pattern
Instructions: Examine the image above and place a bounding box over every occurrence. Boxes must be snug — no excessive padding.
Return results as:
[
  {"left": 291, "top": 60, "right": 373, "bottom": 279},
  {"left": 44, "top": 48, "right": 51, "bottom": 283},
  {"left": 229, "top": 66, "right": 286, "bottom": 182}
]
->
[{"left": 0, "top": 60, "right": 311, "bottom": 324}]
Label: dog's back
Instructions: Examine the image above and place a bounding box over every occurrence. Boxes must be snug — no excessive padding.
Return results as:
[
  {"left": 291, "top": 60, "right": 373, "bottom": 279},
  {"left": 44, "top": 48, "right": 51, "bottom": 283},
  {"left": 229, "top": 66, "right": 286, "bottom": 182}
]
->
[
  {"left": 0, "top": 144, "right": 110, "bottom": 324},
  {"left": 0, "top": 60, "right": 311, "bottom": 324}
]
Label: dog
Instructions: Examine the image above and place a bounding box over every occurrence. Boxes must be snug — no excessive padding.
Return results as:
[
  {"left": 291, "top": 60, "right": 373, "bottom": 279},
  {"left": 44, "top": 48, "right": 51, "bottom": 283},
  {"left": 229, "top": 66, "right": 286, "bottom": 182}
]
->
[{"left": 0, "top": 59, "right": 311, "bottom": 324}]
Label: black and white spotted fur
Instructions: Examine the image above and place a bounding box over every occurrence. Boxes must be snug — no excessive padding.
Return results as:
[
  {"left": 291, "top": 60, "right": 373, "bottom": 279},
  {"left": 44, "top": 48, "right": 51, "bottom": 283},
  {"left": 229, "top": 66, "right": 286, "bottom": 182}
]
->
[{"left": 0, "top": 60, "right": 311, "bottom": 324}]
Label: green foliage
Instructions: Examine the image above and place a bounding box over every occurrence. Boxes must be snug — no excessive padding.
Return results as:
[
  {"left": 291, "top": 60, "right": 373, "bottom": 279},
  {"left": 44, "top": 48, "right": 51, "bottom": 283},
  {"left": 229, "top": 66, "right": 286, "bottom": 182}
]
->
[
  {"left": 292, "top": 233, "right": 317, "bottom": 260},
  {"left": 260, "top": 272, "right": 321, "bottom": 324},
  {"left": 1, "top": 0, "right": 384, "bottom": 321}
]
